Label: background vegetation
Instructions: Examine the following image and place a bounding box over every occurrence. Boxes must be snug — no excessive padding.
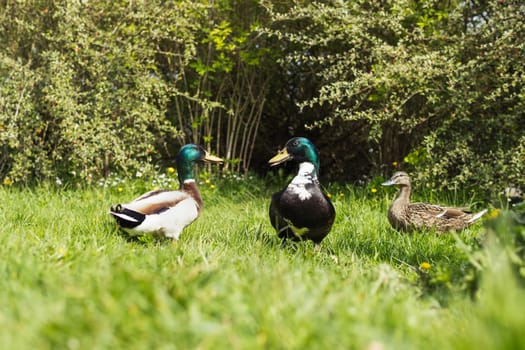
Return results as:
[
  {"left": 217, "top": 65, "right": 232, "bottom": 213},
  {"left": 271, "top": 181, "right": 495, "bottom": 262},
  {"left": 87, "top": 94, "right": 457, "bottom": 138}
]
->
[{"left": 1, "top": 0, "right": 524, "bottom": 191}]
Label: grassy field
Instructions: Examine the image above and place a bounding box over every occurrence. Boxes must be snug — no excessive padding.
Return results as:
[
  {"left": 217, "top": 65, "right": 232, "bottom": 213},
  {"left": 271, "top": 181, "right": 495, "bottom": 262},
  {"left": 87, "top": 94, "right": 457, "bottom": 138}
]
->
[{"left": 1, "top": 175, "right": 524, "bottom": 349}]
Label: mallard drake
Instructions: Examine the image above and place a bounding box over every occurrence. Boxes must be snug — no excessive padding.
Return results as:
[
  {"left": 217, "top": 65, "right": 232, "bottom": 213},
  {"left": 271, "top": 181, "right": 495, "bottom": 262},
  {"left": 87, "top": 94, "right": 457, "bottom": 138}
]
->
[
  {"left": 268, "top": 137, "right": 335, "bottom": 246},
  {"left": 110, "top": 144, "right": 222, "bottom": 239},
  {"left": 381, "top": 171, "right": 487, "bottom": 233}
]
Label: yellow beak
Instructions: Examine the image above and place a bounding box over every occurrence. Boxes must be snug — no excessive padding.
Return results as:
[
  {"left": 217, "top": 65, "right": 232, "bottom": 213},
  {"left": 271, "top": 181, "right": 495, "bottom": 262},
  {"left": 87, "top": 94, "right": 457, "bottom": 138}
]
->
[
  {"left": 268, "top": 148, "right": 291, "bottom": 166},
  {"left": 203, "top": 152, "right": 223, "bottom": 164}
]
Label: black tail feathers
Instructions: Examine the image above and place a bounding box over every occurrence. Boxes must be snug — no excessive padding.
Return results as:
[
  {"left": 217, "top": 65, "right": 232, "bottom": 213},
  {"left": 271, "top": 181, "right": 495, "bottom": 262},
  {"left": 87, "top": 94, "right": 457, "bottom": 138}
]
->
[{"left": 110, "top": 205, "right": 145, "bottom": 229}]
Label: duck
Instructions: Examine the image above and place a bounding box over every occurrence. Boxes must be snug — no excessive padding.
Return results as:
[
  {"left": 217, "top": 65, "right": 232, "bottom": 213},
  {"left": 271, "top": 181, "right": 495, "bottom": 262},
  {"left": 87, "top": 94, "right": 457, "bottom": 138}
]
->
[
  {"left": 110, "top": 144, "right": 222, "bottom": 239},
  {"left": 381, "top": 171, "right": 487, "bottom": 233},
  {"left": 268, "top": 137, "right": 335, "bottom": 246}
]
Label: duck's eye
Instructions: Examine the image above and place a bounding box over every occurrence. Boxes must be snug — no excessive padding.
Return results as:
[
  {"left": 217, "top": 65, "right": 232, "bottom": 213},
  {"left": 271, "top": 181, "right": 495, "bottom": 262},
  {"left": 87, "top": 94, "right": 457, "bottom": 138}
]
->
[{"left": 292, "top": 141, "right": 299, "bottom": 147}]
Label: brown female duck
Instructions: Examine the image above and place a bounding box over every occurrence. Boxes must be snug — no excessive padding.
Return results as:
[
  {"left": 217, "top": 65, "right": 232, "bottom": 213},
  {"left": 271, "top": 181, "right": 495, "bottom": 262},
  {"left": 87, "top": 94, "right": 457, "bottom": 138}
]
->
[{"left": 381, "top": 171, "right": 487, "bottom": 233}]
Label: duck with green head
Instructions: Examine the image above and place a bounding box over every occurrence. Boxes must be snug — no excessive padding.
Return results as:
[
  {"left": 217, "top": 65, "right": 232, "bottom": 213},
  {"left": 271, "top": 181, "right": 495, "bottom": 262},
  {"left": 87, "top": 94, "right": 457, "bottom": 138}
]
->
[
  {"left": 110, "top": 144, "right": 222, "bottom": 239},
  {"left": 268, "top": 137, "right": 335, "bottom": 247}
]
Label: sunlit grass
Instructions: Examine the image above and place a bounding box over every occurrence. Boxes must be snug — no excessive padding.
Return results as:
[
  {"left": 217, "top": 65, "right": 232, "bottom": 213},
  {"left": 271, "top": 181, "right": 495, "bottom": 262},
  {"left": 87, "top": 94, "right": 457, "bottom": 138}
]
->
[{"left": 0, "top": 178, "right": 523, "bottom": 349}]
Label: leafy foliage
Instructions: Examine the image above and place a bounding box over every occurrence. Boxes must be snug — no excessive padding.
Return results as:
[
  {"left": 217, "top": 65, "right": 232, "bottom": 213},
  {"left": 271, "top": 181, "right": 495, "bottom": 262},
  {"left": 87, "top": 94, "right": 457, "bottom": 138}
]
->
[
  {"left": 0, "top": 1, "right": 271, "bottom": 182},
  {"left": 0, "top": 0, "right": 523, "bottom": 192},
  {"left": 1, "top": 1, "right": 186, "bottom": 182},
  {"left": 178, "top": 2, "right": 272, "bottom": 174},
  {"left": 262, "top": 0, "right": 525, "bottom": 191}
]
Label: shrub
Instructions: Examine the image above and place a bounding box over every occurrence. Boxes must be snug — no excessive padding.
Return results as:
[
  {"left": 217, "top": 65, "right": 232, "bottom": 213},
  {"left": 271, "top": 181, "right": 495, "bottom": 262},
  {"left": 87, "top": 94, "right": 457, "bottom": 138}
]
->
[
  {"left": 0, "top": 1, "right": 275, "bottom": 183},
  {"left": 262, "top": 0, "right": 525, "bottom": 191},
  {"left": 1, "top": 2, "right": 190, "bottom": 182}
]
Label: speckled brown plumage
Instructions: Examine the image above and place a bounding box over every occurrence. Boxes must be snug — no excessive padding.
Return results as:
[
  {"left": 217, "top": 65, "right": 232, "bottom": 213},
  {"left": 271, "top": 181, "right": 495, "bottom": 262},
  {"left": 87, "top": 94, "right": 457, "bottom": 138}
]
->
[{"left": 382, "top": 172, "right": 487, "bottom": 233}]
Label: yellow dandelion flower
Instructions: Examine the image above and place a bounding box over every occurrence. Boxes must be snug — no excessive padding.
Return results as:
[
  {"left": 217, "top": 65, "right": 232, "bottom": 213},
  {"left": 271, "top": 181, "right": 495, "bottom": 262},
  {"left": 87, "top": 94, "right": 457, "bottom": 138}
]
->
[
  {"left": 205, "top": 179, "right": 211, "bottom": 184},
  {"left": 326, "top": 193, "right": 332, "bottom": 198},
  {"left": 371, "top": 188, "right": 378, "bottom": 193},
  {"left": 117, "top": 187, "right": 123, "bottom": 193},
  {"left": 338, "top": 192, "right": 345, "bottom": 197},
  {"left": 210, "top": 184, "right": 216, "bottom": 189},
  {"left": 488, "top": 209, "right": 499, "bottom": 220},
  {"left": 3, "top": 178, "right": 13, "bottom": 186},
  {"left": 167, "top": 167, "right": 175, "bottom": 174},
  {"left": 419, "top": 262, "right": 431, "bottom": 270},
  {"left": 392, "top": 161, "right": 398, "bottom": 167}
]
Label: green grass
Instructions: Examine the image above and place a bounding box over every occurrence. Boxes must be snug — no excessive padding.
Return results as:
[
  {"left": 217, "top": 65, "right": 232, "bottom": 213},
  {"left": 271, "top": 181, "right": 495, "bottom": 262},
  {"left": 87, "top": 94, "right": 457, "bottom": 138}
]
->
[{"left": 1, "top": 178, "right": 524, "bottom": 349}]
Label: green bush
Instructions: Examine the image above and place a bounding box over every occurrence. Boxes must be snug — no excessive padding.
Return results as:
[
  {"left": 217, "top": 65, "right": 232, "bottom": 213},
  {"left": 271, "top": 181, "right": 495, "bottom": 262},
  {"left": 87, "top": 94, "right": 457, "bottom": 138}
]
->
[
  {"left": 1, "top": 1, "right": 523, "bottom": 188},
  {"left": 262, "top": 0, "right": 525, "bottom": 191},
  {"left": 0, "top": 1, "right": 273, "bottom": 183},
  {"left": 1, "top": 2, "right": 190, "bottom": 182}
]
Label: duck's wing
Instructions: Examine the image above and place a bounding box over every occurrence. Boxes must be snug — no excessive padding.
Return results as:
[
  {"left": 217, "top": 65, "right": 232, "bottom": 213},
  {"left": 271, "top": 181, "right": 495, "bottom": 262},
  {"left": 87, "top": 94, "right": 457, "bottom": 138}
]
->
[
  {"left": 123, "top": 189, "right": 191, "bottom": 215},
  {"left": 409, "top": 202, "right": 471, "bottom": 218},
  {"left": 132, "top": 189, "right": 170, "bottom": 202},
  {"left": 270, "top": 185, "right": 335, "bottom": 243},
  {"left": 408, "top": 202, "right": 445, "bottom": 215},
  {"left": 436, "top": 207, "right": 469, "bottom": 218}
]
